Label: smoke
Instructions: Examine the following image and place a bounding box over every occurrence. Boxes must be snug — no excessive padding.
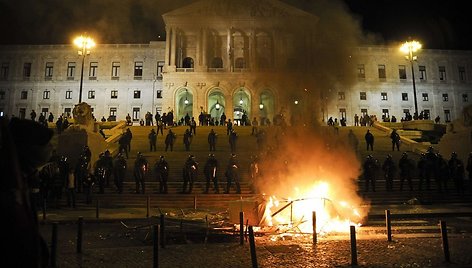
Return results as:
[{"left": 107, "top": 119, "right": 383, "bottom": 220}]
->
[
  {"left": 255, "top": 125, "right": 363, "bottom": 211},
  {"left": 0, "top": 0, "right": 194, "bottom": 44}
]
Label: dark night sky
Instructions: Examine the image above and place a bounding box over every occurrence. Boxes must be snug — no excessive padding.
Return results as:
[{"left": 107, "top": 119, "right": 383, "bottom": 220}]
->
[{"left": 0, "top": 0, "right": 471, "bottom": 50}]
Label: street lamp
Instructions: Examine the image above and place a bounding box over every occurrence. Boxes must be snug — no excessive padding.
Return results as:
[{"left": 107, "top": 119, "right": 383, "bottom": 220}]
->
[
  {"left": 215, "top": 100, "right": 221, "bottom": 110},
  {"left": 184, "top": 89, "right": 189, "bottom": 105},
  {"left": 400, "top": 40, "right": 422, "bottom": 118},
  {"left": 73, "top": 35, "right": 95, "bottom": 103}
]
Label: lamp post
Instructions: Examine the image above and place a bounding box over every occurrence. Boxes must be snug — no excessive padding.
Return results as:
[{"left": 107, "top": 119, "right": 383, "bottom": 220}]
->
[
  {"left": 400, "top": 40, "right": 422, "bottom": 118},
  {"left": 73, "top": 35, "right": 95, "bottom": 103}
]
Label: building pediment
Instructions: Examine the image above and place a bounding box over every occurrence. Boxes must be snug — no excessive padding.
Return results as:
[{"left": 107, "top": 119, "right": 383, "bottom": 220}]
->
[{"left": 163, "top": 0, "right": 316, "bottom": 20}]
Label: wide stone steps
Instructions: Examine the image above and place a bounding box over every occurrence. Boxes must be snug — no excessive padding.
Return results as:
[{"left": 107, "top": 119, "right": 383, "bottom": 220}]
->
[{"left": 53, "top": 124, "right": 470, "bottom": 212}]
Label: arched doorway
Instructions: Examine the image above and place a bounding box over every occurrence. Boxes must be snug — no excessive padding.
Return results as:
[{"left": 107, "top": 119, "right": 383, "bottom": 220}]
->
[
  {"left": 208, "top": 89, "right": 225, "bottom": 124},
  {"left": 259, "top": 90, "right": 275, "bottom": 125},
  {"left": 233, "top": 88, "right": 251, "bottom": 126},
  {"left": 176, "top": 88, "right": 193, "bottom": 122}
]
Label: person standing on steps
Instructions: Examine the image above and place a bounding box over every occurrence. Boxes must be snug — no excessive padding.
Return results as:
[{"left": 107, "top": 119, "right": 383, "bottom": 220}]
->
[
  {"left": 165, "top": 129, "right": 176, "bottom": 152},
  {"left": 133, "top": 152, "right": 148, "bottom": 194},
  {"left": 203, "top": 154, "right": 219, "bottom": 194},
  {"left": 208, "top": 128, "right": 217, "bottom": 151},
  {"left": 365, "top": 129, "right": 374, "bottom": 151},
  {"left": 148, "top": 129, "right": 157, "bottom": 152},
  {"left": 155, "top": 155, "right": 169, "bottom": 194}
]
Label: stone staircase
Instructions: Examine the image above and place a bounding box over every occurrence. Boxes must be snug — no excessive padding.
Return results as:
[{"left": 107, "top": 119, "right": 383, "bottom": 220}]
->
[{"left": 55, "top": 124, "right": 472, "bottom": 210}]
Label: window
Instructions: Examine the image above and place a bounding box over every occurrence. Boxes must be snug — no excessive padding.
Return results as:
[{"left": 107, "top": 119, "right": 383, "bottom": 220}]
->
[
  {"left": 112, "top": 62, "right": 120, "bottom": 78},
  {"left": 403, "top": 109, "right": 410, "bottom": 118},
  {"left": 157, "top": 61, "right": 164, "bottom": 80},
  {"left": 89, "top": 62, "right": 98, "bottom": 79},
  {"left": 109, "top": 108, "right": 117, "bottom": 121},
  {"left": 423, "top": 109, "right": 430, "bottom": 119},
  {"left": 134, "top": 61, "right": 143, "bottom": 78},
  {"left": 235, "top": 58, "right": 246, "bottom": 69},
  {"left": 111, "top": 90, "right": 118, "bottom": 99},
  {"left": 0, "top": 63, "right": 9, "bottom": 80},
  {"left": 132, "top": 107, "right": 140, "bottom": 121},
  {"left": 133, "top": 90, "right": 141, "bottom": 99},
  {"left": 439, "top": 66, "right": 446, "bottom": 81},
  {"left": 422, "top": 93, "right": 429, "bottom": 101},
  {"left": 64, "top": 108, "right": 72, "bottom": 117},
  {"left": 20, "top": 91, "right": 28, "bottom": 99},
  {"left": 42, "top": 90, "right": 50, "bottom": 99},
  {"left": 338, "top": 92, "right": 345, "bottom": 100},
  {"left": 357, "top": 64, "right": 365, "bottom": 79},
  {"left": 210, "top": 57, "right": 223, "bottom": 68},
  {"left": 463, "top": 93, "right": 468, "bottom": 102},
  {"left": 382, "top": 109, "right": 389, "bottom": 119},
  {"left": 41, "top": 108, "right": 48, "bottom": 117},
  {"left": 45, "top": 62, "right": 53, "bottom": 79},
  {"left": 398, "top": 65, "right": 407, "bottom": 80},
  {"left": 88, "top": 90, "right": 95, "bottom": 99},
  {"left": 65, "top": 90, "right": 72, "bottom": 99},
  {"left": 19, "top": 108, "right": 26, "bottom": 119},
  {"left": 339, "top": 108, "right": 346, "bottom": 119},
  {"left": 67, "top": 62, "right": 76, "bottom": 79},
  {"left": 156, "top": 90, "right": 162, "bottom": 98},
  {"left": 459, "top": 66, "right": 466, "bottom": 81},
  {"left": 23, "top": 63, "right": 32, "bottom": 78},
  {"left": 360, "top": 92, "right": 367, "bottom": 100},
  {"left": 378, "top": 64, "right": 386, "bottom": 79},
  {"left": 0, "top": 91, "right": 5, "bottom": 100},
  {"left": 442, "top": 93, "right": 449, "bottom": 102},
  {"left": 381, "top": 92, "right": 388, "bottom": 100},
  {"left": 444, "top": 109, "right": 451, "bottom": 122},
  {"left": 419, "top": 65, "right": 426, "bottom": 80},
  {"left": 402, "top": 93, "right": 408, "bottom": 101}
]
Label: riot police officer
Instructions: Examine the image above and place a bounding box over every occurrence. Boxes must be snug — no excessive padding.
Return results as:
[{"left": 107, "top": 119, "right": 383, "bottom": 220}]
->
[
  {"left": 113, "top": 152, "right": 127, "bottom": 194},
  {"left": 363, "top": 155, "right": 377, "bottom": 192},
  {"left": 449, "top": 152, "right": 465, "bottom": 194},
  {"left": 208, "top": 129, "right": 217, "bottom": 151},
  {"left": 182, "top": 155, "right": 198, "bottom": 194},
  {"left": 225, "top": 154, "right": 241, "bottom": 194},
  {"left": 133, "top": 152, "right": 148, "bottom": 194},
  {"left": 203, "top": 154, "right": 219, "bottom": 193},
  {"left": 382, "top": 154, "right": 396, "bottom": 191},
  {"left": 155, "top": 155, "right": 169, "bottom": 194},
  {"left": 94, "top": 153, "right": 107, "bottom": 194},
  {"left": 398, "top": 152, "right": 414, "bottom": 191}
]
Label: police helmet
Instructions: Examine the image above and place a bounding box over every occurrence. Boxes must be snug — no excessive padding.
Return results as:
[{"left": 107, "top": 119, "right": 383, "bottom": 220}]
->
[
  {"left": 387, "top": 154, "right": 392, "bottom": 159},
  {"left": 451, "top": 152, "right": 457, "bottom": 157},
  {"left": 209, "top": 153, "right": 214, "bottom": 157},
  {"left": 160, "top": 155, "right": 165, "bottom": 159},
  {"left": 231, "top": 153, "right": 236, "bottom": 158}
]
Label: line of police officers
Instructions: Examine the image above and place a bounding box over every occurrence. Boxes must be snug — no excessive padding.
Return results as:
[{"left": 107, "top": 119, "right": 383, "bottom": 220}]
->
[{"left": 363, "top": 146, "right": 471, "bottom": 194}]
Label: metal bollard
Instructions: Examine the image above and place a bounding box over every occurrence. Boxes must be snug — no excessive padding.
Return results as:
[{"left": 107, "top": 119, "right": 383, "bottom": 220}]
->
[
  {"left": 239, "top": 211, "right": 244, "bottom": 245},
  {"left": 160, "top": 214, "right": 166, "bottom": 248},
  {"left": 350, "top": 225, "right": 358, "bottom": 266},
  {"left": 153, "top": 224, "right": 159, "bottom": 268},
  {"left": 147, "top": 195, "right": 151, "bottom": 218},
  {"left": 95, "top": 199, "right": 100, "bottom": 219},
  {"left": 248, "top": 226, "right": 258, "bottom": 268},
  {"left": 193, "top": 195, "right": 197, "bottom": 210},
  {"left": 440, "top": 220, "right": 450, "bottom": 262},
  {"left": 312, "top": 211, "right": 317, "bottom": 244},
  {"left": 385, "top": 209, "right": 392, "bottom": 242},
  {"left": 77, "top": 217, "right": 83, "bottom": 253},
  {"left": 42, "top": 199, "right": 47, "bottom": 221},
  {"left": 50, "top": 222, "right": 58, "bottom": 268}
]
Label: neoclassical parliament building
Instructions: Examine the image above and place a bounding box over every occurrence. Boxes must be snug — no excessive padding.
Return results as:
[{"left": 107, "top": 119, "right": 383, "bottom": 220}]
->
[{"left": 1, "top": 0, "right": 472, "bottom": 125}]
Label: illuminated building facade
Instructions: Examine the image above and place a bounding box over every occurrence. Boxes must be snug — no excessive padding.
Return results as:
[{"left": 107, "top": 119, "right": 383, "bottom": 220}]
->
[{"left": 0, "top": 0, "right": 471, "bottom": 124}]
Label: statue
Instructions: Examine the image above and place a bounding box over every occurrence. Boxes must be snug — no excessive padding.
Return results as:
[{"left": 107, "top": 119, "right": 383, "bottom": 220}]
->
[{"left": 72, "top": 102, "right": 95, "bottom": 132}]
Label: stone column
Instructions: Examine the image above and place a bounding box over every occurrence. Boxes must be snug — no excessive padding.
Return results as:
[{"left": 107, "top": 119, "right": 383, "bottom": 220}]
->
[
  {"left": 202, "top": 28, "right": 208, "bottom": 68},
  {"left": 170, "top": 27, "right": 177, "bottom": 67},
  {"left": 165, "top": 26, "right": 171, "bottom": 66}
]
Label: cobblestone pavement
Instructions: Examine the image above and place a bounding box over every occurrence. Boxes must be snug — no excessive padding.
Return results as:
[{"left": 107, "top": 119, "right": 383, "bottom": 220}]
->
[{"left": 39, "top": 221, "right": 472, "bottom": 268}]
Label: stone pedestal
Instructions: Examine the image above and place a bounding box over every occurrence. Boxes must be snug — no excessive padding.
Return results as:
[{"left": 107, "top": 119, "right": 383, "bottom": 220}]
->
[
  {"left": 437, "top": 120, "right": 472, "bottom": 161},
  {"left": 403, "top": 120, "right": 435, "bottom": 131},
  {"left": 57, "top": 128, "right": 107, "bottom": 168}
]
